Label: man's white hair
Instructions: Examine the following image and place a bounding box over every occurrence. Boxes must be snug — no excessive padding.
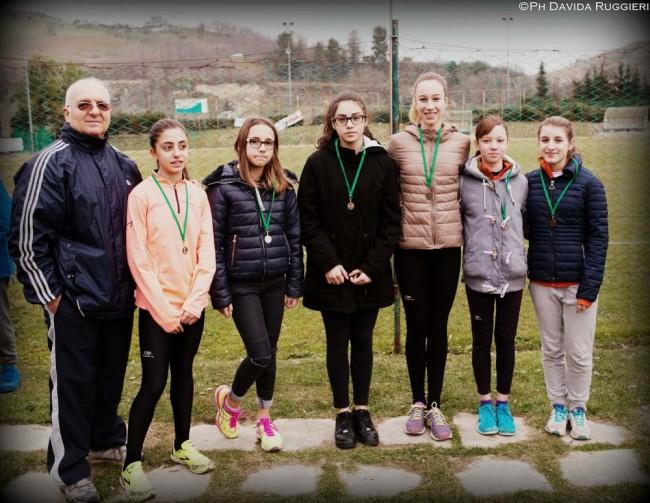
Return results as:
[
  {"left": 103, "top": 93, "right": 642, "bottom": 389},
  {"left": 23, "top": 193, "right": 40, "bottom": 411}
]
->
[{"left": 64, "top": 77, "right": 111, "bottom": 106}]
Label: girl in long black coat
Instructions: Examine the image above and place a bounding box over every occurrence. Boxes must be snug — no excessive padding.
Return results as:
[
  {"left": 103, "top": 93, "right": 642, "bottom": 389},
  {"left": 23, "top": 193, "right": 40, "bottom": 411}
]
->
[{"left": 298, "top": 91, "right": 401, "bottom": 449}]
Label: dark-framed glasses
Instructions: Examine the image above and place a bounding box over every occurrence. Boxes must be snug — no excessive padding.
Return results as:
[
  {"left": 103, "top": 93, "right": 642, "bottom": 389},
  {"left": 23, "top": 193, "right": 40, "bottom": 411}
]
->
[
  {"left": 332, "top": 114, "right": 367, "bottom": 127},
  {"left": 75, "top": 100, "right": 112, "bottom": 113},
  {"left": 247, "top": 138, "right": 275, "bottom": 149}
]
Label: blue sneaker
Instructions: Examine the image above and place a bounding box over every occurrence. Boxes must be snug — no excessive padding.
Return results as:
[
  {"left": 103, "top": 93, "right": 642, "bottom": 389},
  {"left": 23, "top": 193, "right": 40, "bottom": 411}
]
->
[
  {"left": 495, "top": 402, "right": 516, "bottom": 436},
  {"left": 0, "top": 364, "right": 20, "bottom": 393},
  {"left": 476, "top": 403, "right": 498, "bottom": 435}
]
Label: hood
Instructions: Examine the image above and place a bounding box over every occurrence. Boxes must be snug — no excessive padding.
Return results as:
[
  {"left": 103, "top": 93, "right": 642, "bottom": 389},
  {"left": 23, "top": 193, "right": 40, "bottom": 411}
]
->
[
  {"left": 404, "top": 123, "right": 459, "bottom": 143},
  {"left": 463, "top": 154, "right": 521, "bottom": 180},
  {"left": 202, "top": 160, "right": 299, "bottom": 189},
  {"left": 325, "top": 135, "right": 385, "bottom": 154}
]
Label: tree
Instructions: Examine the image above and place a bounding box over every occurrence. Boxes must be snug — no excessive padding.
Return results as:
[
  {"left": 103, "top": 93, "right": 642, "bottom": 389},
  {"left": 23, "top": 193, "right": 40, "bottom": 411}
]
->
[
  {"left": 326, "top": 38, "right": 345, "bottom": 79},
  {"left": 12, "top": 56, "right": 84, "bottom": 135},
  {"left": 371, "top": 25, "right": 388, "bottom": 67},
  {"left": 312, "top": 42, "right": 326, "bottom": 80},
  {"left": 347, "top": 30, "right": 361, "bottom": 66},
  {"left": 536, "top": 62, "right": 549, "bottom": 100}
]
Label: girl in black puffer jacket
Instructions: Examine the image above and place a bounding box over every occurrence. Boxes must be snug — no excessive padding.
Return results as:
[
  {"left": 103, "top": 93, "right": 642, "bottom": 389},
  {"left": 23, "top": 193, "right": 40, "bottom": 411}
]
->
[{"left": 204, "top": 117, "right": 303, "bottom": 452}]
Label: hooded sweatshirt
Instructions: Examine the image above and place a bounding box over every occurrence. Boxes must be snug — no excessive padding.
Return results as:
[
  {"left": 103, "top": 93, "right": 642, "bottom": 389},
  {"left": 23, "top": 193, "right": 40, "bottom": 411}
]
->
[{"left": 460, "top": 154, "right": 528, "bottom": 295}]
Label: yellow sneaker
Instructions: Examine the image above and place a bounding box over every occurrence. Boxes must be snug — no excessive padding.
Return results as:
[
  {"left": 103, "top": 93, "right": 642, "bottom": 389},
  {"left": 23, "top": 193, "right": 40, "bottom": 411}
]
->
[
  {"left": 256, "top": 417, "right": 284, "bottom": 452},
  {"left": 119, "top": 461, "right": 155, "bottom": 501},
  {"left": 170, "top": 440, "right": 214, "bottom": 474},
  {"left": 214, "top": 384, "right": 240, "bottom": 439}
]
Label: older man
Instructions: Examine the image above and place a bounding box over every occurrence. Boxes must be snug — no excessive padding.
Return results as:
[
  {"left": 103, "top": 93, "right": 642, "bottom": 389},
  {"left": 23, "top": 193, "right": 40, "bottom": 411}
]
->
[{"left": 10, "top": 78, "right": 141, "bottom": 502}]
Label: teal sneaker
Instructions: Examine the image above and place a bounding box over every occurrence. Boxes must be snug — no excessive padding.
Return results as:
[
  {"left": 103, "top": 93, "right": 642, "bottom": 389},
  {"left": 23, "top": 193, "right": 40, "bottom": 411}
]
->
[
  {"left": 495, "top": 402, "right": 516, "bottom": 436},
  {"left": 545, "top": 404, "right": 568, "bottom": 436},
  {"left": 476, "top": 403, "right": 498, "bottom": 435},
  {"left": 568, "top": 407, "right": 591, "bottom": 440},
  {"left": 0, "top": 364, "right": 21, "bottom": 393}
]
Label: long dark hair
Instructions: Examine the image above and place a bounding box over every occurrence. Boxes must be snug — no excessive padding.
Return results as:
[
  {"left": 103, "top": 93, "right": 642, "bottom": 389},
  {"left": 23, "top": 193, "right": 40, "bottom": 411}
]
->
[
  {"left": 234, "top": 117, "right": 288, "bottom": 193},
  {"left": 316, "top": 90, "right": 375, "bottom": 148},
  {"left": 149, "top": 118, "right": 191, "bottom": 179}
]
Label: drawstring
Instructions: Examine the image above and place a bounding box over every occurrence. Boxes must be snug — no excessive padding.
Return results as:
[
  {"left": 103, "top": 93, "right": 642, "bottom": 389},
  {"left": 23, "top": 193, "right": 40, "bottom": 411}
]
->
[{"left": 500, "top": 283, "right": 509, "bottom": 298}]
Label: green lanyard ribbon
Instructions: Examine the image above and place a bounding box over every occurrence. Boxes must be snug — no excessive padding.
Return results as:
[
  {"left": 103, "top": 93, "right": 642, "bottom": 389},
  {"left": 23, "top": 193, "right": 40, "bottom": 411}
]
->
[
  {"left": 419, "top": 127, "right": 443, "bottom": 188},
  {"left": 539, "top": 158, "right": 580, "bottom": 220},
  {"left": 254, "top": 185, "right": 276, "bottom": 235},
  {"left": 152, "top": 174, "right": 189, "bottom": 243},
  {"left": 500, "top": 168, "right": 513, "bottom": 222},
  {"left": 334, "top": 138, "right": 367, "bottom": 205}
]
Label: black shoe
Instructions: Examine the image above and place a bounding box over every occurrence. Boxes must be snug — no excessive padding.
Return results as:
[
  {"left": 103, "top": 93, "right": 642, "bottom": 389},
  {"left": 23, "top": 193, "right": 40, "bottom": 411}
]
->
[
  {"left": 352, "top": 409, "right": 379, "bottom": 446},
  {"left": 335, "top": 411, "right": 357, "bottom": 449}
]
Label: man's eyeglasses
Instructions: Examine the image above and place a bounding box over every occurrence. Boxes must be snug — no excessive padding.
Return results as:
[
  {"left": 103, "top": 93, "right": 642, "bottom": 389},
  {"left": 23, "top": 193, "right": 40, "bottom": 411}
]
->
[
  {"left": 332, "top": 114, "right": 367, "bottom": 127},
  {"left": 247, "top": 138, "right": 275, "bottom": 149},
  {"left": 75, "top": 101, "right": 112, "bottom": 113}
]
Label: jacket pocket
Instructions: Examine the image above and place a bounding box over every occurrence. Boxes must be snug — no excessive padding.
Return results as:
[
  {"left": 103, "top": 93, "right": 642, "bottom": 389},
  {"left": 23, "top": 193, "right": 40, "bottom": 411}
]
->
[{"left": 230, "top": 234, "right": 238, "bottom": 268}]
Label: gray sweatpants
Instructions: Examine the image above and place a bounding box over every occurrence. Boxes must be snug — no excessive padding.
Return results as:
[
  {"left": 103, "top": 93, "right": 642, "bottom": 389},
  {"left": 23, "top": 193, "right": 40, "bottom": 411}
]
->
[
  {"left": 529, "top": 283, "right": 598, "bottom": 411},
  {"left": 0, "top": 278, "right": 17, "bottom": 366}
]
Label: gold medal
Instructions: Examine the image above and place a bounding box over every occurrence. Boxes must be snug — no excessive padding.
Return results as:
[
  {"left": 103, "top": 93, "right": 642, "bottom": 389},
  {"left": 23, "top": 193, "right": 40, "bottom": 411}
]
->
[
  {"left": 182, "top": 245, "right": 188, "bottom": 254},
  {"left": 347, "top": 201, "right": 355, "bottom": 210},
  {"left": 549, "top": 217, "right": 557, "bottom": 228}
]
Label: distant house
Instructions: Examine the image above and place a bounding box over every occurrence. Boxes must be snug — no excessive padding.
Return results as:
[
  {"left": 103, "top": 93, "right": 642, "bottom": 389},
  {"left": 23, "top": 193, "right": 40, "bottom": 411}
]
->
[{"left": 603, "top": 107, "right": 649, "bottom": 132}]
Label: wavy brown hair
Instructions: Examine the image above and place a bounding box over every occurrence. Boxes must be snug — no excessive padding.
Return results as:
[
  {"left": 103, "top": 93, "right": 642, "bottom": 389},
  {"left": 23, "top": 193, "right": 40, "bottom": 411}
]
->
[
  {"left": 234, "top": 117, "right": 288, "bottom": 193},
  {"left": 316, "top": 90, "right": 375, "bottom": 149},
  {"left": 149, "top": 118, "right": 191, "bottom": 179}
]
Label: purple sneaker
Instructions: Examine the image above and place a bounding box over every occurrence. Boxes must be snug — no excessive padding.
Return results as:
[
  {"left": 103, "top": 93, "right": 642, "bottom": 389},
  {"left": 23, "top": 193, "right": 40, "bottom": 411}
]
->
[
  {"left": 426, "top": 403, "right": 453, "bottom": 441},
  {"left": 404, "top": 402, "right": 427, "bottom": 435}
]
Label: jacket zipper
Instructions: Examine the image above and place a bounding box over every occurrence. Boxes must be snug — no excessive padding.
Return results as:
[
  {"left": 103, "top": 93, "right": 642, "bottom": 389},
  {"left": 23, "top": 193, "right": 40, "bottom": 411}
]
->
[
  {"left": 230, "top": 235, "right": 238, "bottom": 267},
  {"left": 283, "top": 234, "right": 292, "bottom": 264}
]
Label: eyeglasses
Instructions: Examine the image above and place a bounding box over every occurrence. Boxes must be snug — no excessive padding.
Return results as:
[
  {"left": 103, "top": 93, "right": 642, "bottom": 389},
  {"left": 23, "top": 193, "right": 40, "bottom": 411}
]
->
[
  {"left": 75, "top": 100, "right": 112, "bottom": 113},
  {"left": 332, "top": 114, "right": 367, "bottom": 127},
  {"left": 246, "top": 138, "right": 275, "bottom": 149}
]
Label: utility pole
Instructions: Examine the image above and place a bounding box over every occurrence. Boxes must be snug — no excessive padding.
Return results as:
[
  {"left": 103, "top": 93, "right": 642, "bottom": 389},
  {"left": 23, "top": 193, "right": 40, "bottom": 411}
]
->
[
  {"left": 502, "top": 17, "right": 514, "bottom": 106},
  {"left": 282, "top": 21, "right": 294, "bottom": 113}
]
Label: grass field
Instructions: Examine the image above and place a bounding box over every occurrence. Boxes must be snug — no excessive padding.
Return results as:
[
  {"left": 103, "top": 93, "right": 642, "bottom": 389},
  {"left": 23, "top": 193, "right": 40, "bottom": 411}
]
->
[{"left": 1, "top": 124, "right": 649, "bottom": 501}]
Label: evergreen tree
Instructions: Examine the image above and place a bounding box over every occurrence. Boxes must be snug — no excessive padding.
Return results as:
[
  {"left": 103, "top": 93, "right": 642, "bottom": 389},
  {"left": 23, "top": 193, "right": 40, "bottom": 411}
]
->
[
  {"left": 582, "top": 71, "right": 593, "bottom": 104},
  {"left": 347, "top": 30, "right": 361, "bottom": 66},
  {"left": 536, "top": 62, "right": 549, "bottom": 100},
  {"left": 312, "top": 42, "right": 326, "bottom": 80},
  {"left": 326, "top": 38, "right": 344, "bottom": 79},
  {"left": 371, "top": 25, "right": 388, "bottom": 67},
  {"left": 592, "top": 63, "right": 610, "bottom": 104}
]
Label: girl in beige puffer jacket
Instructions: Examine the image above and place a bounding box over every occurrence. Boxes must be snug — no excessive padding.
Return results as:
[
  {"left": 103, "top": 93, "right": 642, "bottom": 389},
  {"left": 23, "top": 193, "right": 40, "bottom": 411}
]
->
[{"left": 388, "top": 72, "right": 470, "bottom": 441}]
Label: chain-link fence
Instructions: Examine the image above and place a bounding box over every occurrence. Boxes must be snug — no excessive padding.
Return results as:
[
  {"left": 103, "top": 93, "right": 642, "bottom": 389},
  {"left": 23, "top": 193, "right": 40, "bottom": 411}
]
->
[{"left": 1, "top": 40, "right": 649, "bottom": 338}]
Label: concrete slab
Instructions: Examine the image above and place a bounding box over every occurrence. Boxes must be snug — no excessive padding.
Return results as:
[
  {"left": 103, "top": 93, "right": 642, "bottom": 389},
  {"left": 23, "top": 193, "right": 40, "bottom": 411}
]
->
[
  {"left": 456, "top": 456, "right": 553, "bottom": 496},
  {"left": 453, "top": 412, "right": 536, "bottom": 448},
  {"left": 189, "top": 423, "right": 257, "bottom": 451},
  {"left": 339, "top": 464, "right": 422, "bottom": 498},
  {"left": 146, "top": 465, "right": 211, "bottom": 502},
  {"left": 273, "top": 418, "right": 333, "bottom": 451},
  {"left": 561, "top": 421, "right": 629, "bottom": 447},
  {"left": 560, "top": 449, "right": 650, "bottom": 487},
  {"left": 377, "top": 416, "right": 452, "bottom": 448},
  {"left": 240, "top": 464, "right": 321, "bottom": 496},
  {"left": 0, "top": 471, "right": 64, "bottom": 503},
  {"left": 0, "top": 425, "right": 51, "bottom": 451}
]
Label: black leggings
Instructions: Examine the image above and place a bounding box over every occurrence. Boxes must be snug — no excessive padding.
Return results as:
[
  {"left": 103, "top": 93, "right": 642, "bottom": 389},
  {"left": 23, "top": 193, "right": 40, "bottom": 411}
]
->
[
  {"left": 466, "top": 287, "right": 522, "bottom": 395},
  {"left": 321, "top": 309, "right": 379, "bottom": 409},
  {"left": 230, "top": 277, "right": 285, "bottom": 404},
  {"left": 124, "top": 309, "right": 204, "bottom": 466},
  {"left": 395, "top": 247, "right": 461, "bottom": 408}
]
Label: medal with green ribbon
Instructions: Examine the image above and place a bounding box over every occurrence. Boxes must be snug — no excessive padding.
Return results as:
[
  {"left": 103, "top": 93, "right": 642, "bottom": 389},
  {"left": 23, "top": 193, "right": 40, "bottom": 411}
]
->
[
  {"left": 152, "top": 175, "right": 189, "bottom": 253},
  {"left": 500, "top": 168, "right": 513, "bottom": 230},
  {"left": 334, "top": 138, "right": 367, "bottom": 210},
  {"left": 419, "top": 127, "right": 443, "bottom": 195},
  {"left": 539, "top": 158, "right": 580, "bottom": 228},
  {"left": 254, "top": 186, "right": 275, "bottom": 243}
]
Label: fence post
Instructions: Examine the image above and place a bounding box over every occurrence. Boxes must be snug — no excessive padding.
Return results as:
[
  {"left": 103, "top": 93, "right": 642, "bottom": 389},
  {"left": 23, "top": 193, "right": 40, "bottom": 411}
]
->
[
  {"left": 25, "top": 63, "right": 34, "bottom": 153},
  {"left": 390, "top": 13, "right": 402, "bottom": 354}
]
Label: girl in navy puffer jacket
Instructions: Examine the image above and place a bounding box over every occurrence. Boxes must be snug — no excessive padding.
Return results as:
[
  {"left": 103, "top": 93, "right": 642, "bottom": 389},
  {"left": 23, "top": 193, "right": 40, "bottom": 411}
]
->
[
  {"left": 204, "top": 117, "right": 303, "bottom": 452},
  {"left": 526, "top": 116, "right": 608, "bottom": 441}
]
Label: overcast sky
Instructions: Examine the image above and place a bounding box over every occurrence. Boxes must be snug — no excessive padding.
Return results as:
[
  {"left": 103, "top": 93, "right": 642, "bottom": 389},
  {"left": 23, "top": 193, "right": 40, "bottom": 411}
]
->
[{"left": 5, "top": 0, "right": 649, "bottom": 73}]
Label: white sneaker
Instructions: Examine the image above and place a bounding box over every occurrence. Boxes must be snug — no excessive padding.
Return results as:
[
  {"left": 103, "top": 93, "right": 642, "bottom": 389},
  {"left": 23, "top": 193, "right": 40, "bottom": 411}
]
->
[
  {"left": 568, "top": 408, "right": 592, "bottom": 440},
  {"left": 61, "top": 478, "right": 99, "bottom": 503},
  {"left": 544, "top": 404, "right": 568, "bottom": 436}
]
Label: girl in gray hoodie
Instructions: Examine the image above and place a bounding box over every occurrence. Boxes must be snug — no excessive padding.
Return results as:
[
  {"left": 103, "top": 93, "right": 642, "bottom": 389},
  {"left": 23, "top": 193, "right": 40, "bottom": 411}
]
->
[{"left": 460, "top": 116, "right": 527, "bottom": 437}]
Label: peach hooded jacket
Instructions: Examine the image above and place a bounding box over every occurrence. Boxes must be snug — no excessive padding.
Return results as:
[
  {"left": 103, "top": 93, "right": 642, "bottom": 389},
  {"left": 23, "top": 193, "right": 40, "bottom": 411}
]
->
[
  {"left": 126, "top": 173, "right": 216, "bottom": 332},
  {"left": 388, "top": 124, "right": 470, "bottom": 249}
]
